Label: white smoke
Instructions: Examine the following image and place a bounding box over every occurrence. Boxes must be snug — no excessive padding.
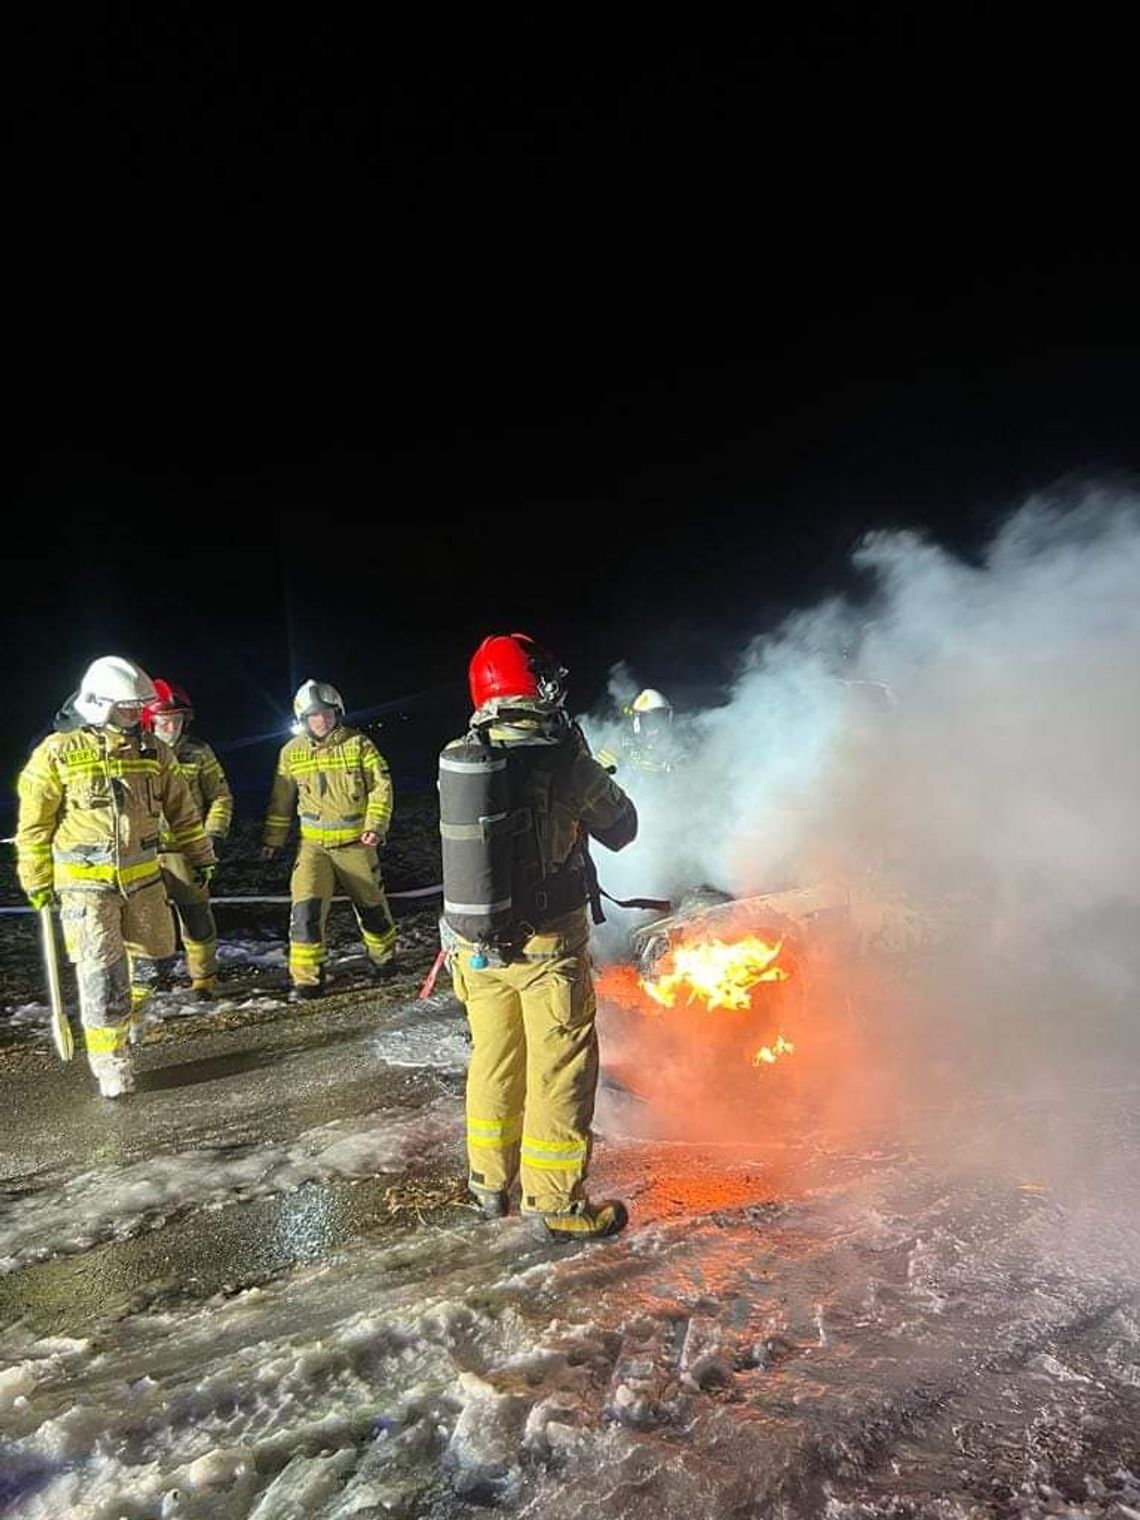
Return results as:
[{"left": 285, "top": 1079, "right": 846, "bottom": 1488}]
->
[{"left": 580, "top": 485, "right": 1140, "bottom": 1058}]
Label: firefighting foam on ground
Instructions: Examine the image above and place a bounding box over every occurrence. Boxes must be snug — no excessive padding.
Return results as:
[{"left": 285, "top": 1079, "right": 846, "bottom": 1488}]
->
[{"left": 1, "top": 488, "right": 1139, "bottom": 1516}]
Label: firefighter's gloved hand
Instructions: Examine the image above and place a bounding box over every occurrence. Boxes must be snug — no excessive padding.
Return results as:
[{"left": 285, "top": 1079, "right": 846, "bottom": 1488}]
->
[
  {"left": 28, "top": 887, "right": 55, "bottom": 911},
  {"left": 261, "top": 844, "right": 280, "bottom": 861},
  {"left": 360, "top": 830, "right": 381, "bottom": 848}
]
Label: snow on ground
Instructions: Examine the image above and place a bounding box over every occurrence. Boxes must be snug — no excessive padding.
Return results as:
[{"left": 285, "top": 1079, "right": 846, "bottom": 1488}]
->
[
  {"left": 0, "top": 1098, "right": 462, "bottom": 1274},
  {"left": 2, "top": 1115, "right": 1140, "bottom": 1518}
]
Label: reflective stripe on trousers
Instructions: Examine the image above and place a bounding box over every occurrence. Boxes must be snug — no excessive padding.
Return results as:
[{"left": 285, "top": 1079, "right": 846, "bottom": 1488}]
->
[
  {"left": 59, "top": 884, "right": 176, "bottom": 1054},
  {"left": 288, "top": 840, "right": 396, "bottom": 986},
  {"left": 454, "top": 947, "right": 598, "bottom": 1214}
]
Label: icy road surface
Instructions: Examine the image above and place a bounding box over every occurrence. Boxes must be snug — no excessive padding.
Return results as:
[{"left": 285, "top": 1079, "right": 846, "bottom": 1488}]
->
[{"left": 2, "top": 921, "right": 1139, "bottom": 1518}]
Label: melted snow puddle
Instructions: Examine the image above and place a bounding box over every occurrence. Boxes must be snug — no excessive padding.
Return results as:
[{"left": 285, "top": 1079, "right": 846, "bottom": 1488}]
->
[{"left": 0, "top": 1098, "right": 463, "bottom": 1274}]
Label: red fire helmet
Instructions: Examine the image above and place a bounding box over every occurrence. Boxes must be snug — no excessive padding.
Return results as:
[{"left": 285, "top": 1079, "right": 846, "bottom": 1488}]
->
[
  {"left": 142, "top": 678, "right": 194, "bottom": 730},
  {"left": 468, "top": 633, "right": 566, "bottom": 709}
]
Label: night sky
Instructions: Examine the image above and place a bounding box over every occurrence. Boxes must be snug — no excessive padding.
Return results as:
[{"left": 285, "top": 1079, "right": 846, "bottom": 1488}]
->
[{"left": 7, "top": 10, "right": 1138, "bottom": 816}]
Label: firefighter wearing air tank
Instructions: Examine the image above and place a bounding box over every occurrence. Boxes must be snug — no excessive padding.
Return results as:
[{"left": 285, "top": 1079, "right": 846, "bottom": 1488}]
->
[
  {"left": 440, "top": 633, "right": 638, "bottom": 1243},
  {"left": 261, "top": 681, "right": 397, "bottom": 1001},
  {"left": 15, "top": 656, "right": 216, "bottom": 1098}
]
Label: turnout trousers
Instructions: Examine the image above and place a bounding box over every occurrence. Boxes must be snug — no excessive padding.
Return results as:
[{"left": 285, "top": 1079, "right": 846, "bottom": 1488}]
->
[
  {"left": 452, "top": 928, "right": 599, "bottom": 1215},
  {"left": 159, "top": 851, "right": 218, "bottom": 987},
  {"left": 59, "top": 883, "right": 176, "bottom": 1077},
  {"left": 289, "top": 840, "right": 397, "bottom": 987}
]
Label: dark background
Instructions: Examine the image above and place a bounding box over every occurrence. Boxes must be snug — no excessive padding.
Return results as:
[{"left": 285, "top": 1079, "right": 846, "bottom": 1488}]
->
[{"left": 6, "top": 7, "right": 1138, "bottom": 823}]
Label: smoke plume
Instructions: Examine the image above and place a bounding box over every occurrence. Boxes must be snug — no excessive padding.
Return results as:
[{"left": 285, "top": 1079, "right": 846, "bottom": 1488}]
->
[{"left": 585, "top": 486, "right": 1140, "bottom": 1182}]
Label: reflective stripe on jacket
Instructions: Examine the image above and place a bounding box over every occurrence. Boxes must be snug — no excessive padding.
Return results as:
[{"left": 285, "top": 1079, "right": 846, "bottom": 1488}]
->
[
  {"left": 161, "top": 737, "right": 233, "bottom": 848},
  {"left": 262, "top": 725, "right": 394, "bottom": 849},
  {"left": 16, "top": 726, "right": 214, "bottom": 896}
]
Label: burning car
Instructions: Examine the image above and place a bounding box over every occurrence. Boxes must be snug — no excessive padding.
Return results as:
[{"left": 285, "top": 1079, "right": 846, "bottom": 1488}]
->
[{"left": 596, "top": 873, "right": 939, "bottom": 1110}]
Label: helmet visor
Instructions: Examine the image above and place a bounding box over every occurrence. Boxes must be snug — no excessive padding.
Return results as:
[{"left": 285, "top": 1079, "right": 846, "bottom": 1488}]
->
[
  {"left": 108, "top": 701, "right": 146, "bottom": 729},
  {"left": 638, "top": 708, "right": 672, "bottom": 742}
]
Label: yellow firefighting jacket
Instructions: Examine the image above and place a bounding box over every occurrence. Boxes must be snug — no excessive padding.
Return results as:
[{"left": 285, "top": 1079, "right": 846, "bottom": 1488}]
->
[
  {"left": 262, "top": 725, "right": 393, "bottom": 850},
  {"left": 161, "top": 736, "right": 233, "bottom": 849},
  {"left": 17, "top": 726, "right": 215, "bottom": 897},
  {"left": 595, "top": 732, "right": 677, "bottom": 774}
]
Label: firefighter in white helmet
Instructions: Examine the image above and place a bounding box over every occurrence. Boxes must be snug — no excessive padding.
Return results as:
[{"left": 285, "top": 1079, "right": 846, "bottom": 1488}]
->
[
  {"left": 596, "top": 687, "right": 679, "bottom": 774},
  {"left": 16, "top": 656, "right": 216, "bottom": 1097},
  {"left": 261, "top": 680, "right": 397, "bottom": 1000}
]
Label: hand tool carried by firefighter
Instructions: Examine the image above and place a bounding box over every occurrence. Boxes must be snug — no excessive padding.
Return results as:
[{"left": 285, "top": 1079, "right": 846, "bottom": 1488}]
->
[
  {"left": 419, "top": 946, "right": 448, "bottom": 1001},
  {"left": 39, "top": 905, "right": 75, "bottom": 1061}
]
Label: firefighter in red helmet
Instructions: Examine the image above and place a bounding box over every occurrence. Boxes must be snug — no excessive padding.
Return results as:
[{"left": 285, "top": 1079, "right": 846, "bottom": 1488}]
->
[
  {"left": 439, "top": 633, "right": 638, "bottom": 1242},
  {"left": 140, "top": 679, "right": 233, "bottom": 1000}
]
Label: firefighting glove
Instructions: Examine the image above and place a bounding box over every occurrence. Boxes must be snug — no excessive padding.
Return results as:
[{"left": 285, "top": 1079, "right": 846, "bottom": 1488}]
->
[
  {"left": 261, "top": 844, "right": 281, "bottom": 861},
  {"left": 28, "top": 887, "right": 55, "bottom": 911}
]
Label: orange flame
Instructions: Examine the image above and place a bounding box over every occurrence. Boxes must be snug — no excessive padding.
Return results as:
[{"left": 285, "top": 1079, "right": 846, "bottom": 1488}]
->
[
  {"left": 752, "top": 1033, "right": 795, "bottom": 1066},
  {"left": 640, "top": 933, "right": 788, "bottom": 1012}
]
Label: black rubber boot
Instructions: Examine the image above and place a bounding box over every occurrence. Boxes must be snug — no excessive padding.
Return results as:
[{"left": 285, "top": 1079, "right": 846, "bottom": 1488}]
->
[{"left": 288, "top": 984, "right": 322, "bottom": 1004}]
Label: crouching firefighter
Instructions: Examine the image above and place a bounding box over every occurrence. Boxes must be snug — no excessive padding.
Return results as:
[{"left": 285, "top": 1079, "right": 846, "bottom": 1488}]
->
[
  {"left": 261, "top": 680, "right": 397, "bottom": 1002},
  {"left": 440, "top": 632, "right": 638, "bottom": 1243},
  {"left": 15, "top": 656, "right": 216, "bottom": 1097}
]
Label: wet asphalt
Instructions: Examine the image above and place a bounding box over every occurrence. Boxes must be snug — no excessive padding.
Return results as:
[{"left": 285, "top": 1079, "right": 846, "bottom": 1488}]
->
[{"left": 0, "top": 909, "right": 472, "bottom": 1336}]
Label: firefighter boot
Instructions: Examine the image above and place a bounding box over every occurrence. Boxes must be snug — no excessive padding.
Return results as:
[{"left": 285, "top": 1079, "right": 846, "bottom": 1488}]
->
[
  {"left": 470, "top": 1185, "right": 509, "bottom": 1219},
  {"left": 367, "top": 958, "right": 399, "bottom": 984},
  {"left": 191, "top": 976, "right": 216, "bottom": 1002},
  {"left": 89, "top": 1051, "right": 136, "bottom": 1099},
  {"left": 529, "top": 1199, "right": 629, "bottom": 1244},
  {"left": 288, "top": 966, "right": 326, "bottom": 1005}
]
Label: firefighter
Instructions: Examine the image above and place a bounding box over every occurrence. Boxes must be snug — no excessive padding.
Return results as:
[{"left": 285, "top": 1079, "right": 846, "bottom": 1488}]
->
[
  {"left": 596, "top": 687, "right": 679, "bottom": 774},
  {"left": 16, "top": 656, "right": 216, "bottom": 1097},
  {"left": 139, "top": 679, "right": 233, "bottom": 1000},
  {"left": 440, "top": 633, "right": 638, "bottom": 1243},
  {"left": 261, "top": 680, "right": 397, "bottom": 1001}
]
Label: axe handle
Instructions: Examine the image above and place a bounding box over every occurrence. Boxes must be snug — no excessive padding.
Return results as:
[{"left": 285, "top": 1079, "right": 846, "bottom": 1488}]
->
[{"left": 39, "top": 907, "right": 75, "bottom": 1062}]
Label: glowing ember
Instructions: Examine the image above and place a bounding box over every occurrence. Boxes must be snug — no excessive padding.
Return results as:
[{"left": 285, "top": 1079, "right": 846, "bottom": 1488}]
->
[
  {"left": 752, "top": 1034, "right": 795, "bottom": 1066},
  {"left": 640, "top": 934, "right": 788, "bottom": 1012}
]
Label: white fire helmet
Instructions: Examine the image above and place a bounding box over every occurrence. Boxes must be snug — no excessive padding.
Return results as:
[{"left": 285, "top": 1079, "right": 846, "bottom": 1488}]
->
[
  {"left": 293, "top": 679, "right": 345, "bottom": 722},
  {"left": 629, "top": 687, "right": 672, "bottom": 734},
  {"left": 73, "top": 656, "right": 158, "bottom": 727}
]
